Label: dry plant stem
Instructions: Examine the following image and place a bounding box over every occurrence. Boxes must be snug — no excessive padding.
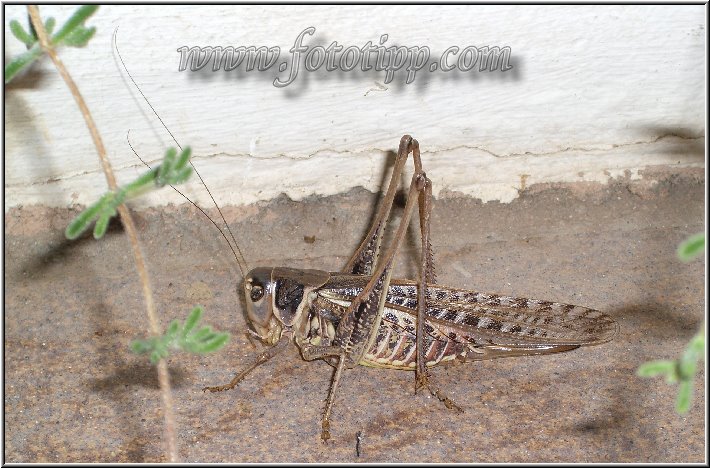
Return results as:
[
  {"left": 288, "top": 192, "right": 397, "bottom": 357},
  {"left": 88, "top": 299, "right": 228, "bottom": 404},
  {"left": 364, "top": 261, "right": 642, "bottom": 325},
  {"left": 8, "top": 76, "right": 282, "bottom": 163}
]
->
[{"left": 27, "top": 6, "right": 179, "bottom": 462}]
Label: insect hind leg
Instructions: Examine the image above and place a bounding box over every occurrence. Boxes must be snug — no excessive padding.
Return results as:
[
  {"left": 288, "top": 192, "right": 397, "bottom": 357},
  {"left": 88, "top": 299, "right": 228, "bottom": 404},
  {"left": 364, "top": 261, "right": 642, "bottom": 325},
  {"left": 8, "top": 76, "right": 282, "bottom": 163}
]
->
[
  {"left": 323, "top": 137, "right": 433, "bottom": 440},
  {"left": 411, "top": 139, "right": 462, "bottom": 413},
  {"left": 343, "top": 135, "right": 414, "bottom": 275}
]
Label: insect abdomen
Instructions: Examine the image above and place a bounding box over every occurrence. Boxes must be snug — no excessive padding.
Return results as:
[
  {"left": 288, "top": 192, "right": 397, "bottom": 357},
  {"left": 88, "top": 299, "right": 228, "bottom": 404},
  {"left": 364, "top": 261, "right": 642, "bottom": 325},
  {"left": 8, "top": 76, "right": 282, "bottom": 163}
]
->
[{"left": 360, "top": 307, "right": 466, "bottom": 369}]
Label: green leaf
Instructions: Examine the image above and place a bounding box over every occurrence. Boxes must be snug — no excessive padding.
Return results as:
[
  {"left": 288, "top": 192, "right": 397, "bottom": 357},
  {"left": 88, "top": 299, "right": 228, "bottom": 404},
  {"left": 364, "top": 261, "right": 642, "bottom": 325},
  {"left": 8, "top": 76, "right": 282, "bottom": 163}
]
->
[
  {"left": 666, "top": 370, "right": 681, "bottom": 384},
  {"left": 131, "top": 306, "right": 230, "bottom": 363},
  {"left": 676, "top": 380, "right": 693, "bottom": 414},
  {"left": 165, "top": 320, "right": 181, "bottom": 343},
  {"left": 157, "top": 148, "right": 178, "bottom": 187},
  {"left": 123, "top": 167, "right": 159, "bottom": 198},
  {"left": 182, "top": 306, "right": 203, "bottom": 338},
  {"left": 62, "top": 26, "right": 97, "bottom": 47},
  {"left": 150, "top": 348, "right": 166, "bottom": 364},
  {"left": 65, "top": 191, "right": 123, "bottom": 240},
  {"left": 64, "top": 146, "right": 193, "bottom": 239},
  {"left": 678, "top": 358, "right": 696, "bottom": 382},
  {"left": 171, "top": 167, "right": 193, "bottom": 185},
  {"left": 637, "top": 360, "right": 676, "bottom": 378},
  {"left": 689, "top": 330, "right": 705, "bottom": 355},
  {"left": 65, "top": 146, "right": 195, "bottom": 241},
  {"left": 179, "top": 310, "right": 230, "bottom": 355},
  {"left": 65, "top": 193, "right": 111, "bottom": 239},
  {"left": 638, "top": 326, "right": 704, "bottom": 414},
  {"left": 92, "top": 211, "right": 111, "bottom": 239},
  {"left": 166, "top": 147, "right": 178, "bottom": 161},
  {"left": 113, "top": 188, "right": 127, "bottom": 206},
  {"left": 677, "top": 232, "right": 705, "bottom": 262},
  {"left": 50, "top": 5, "right": 99, "bottom": 46},
  {"left": 130, "top": 338, "right": 155, "bottom": 354},
  {"left": 6, "top": 6, "right": 98, "bottom": 84},
  {"left": 4, "top": 46, "right": 43, "bottom": 84},
  {"left": 156, "top": 147, "right": 193, "bottom": 186},
  {"left": 190, "top": 326, "right": 214, "bottom": 342},
  {"left": 176, "top": 147, "right": 191, "bottom": 170},
  {"left": 197, "top": 331, "right": 219, "bottom": 344},
  {"left": 189, "top": 332, "right": 230, "bottom": 354},
  {"left": 44, "top": 17, "right": 56, "bottom": 36},
  {"left": 677, "top": 328, "right": 704, "bottom": 379},
  {"left": 10, "top": 20, "right": 35, "bottom": 47},
  {"left": 132, "top": 336, "right": 167, "bottom": 364}
]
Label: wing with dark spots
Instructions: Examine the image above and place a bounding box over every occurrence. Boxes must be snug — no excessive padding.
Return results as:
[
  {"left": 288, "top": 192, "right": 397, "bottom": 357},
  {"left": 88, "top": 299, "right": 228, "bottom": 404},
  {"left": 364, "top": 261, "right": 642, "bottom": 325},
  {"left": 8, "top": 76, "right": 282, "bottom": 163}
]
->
[
  {"left": 420, "top": 286, "right": 618, "bottom": 348},
  {"left": 319, "top": 275, "right": 618, "bottom": 355}
]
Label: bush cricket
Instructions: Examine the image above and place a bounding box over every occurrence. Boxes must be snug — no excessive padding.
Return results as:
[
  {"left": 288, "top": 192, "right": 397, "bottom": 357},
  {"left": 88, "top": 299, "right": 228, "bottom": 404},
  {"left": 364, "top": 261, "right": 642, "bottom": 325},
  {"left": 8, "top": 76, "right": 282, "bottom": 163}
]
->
[
  {"left": 116, "top": 39, "right": 617, "bottom": 443},
  {"left": 196, "top": 135, "right": 619, "bottom": 442}
]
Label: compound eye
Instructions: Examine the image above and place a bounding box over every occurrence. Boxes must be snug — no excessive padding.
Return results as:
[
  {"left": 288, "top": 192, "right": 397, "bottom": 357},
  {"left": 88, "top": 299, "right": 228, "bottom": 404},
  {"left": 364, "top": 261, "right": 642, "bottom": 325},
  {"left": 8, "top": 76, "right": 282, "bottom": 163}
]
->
[{"left": 250, "top": 284, "right": 264, "bottom": 302}]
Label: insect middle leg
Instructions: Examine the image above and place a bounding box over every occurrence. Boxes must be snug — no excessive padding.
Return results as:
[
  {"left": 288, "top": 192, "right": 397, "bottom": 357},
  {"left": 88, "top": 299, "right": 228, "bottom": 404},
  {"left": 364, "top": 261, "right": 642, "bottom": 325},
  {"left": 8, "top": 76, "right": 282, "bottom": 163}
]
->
[{"left": 300, "top": 344, "right": 346, "bottom": 442}]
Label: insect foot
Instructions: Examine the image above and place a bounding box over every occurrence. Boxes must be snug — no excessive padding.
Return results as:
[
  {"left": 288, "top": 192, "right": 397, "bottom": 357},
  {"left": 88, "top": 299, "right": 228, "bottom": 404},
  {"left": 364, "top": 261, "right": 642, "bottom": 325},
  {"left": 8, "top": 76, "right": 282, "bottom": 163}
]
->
[
  {"left": 202, "top": 372, "right": 246, "bottom": 393},
  {"left": 415, "top": 372, "right": 464, "bottom": 413},
  {"left": 202, "top": 385, "right": 226, "bottom": 393},
  {"left": 321, "top": 419, "right": 331, "bottom": 442},
  {"left": 202, "top": 383, "right": 235, "bottom": 393}
]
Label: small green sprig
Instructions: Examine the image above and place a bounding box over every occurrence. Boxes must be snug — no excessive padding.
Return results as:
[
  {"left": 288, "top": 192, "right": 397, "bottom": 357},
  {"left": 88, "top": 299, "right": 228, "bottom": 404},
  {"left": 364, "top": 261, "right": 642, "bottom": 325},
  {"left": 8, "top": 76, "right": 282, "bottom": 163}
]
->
[
  {"left": 131, "top": 306, "right": 230, "bottom": 364},
  {"left": 637, "top": 231, "right": 705, "bottom": 414},
  {"left": 677, "top": 232, "right": 705, "bottom": 262},
  {"left": 65, "top": 147, "right": 192, "bottom": 240},
  {"left": 5, "top": 5, "right": 99, "bottom": 83},
  {"left": 637, "top": 328, "right": 705, "bottom": 413}
]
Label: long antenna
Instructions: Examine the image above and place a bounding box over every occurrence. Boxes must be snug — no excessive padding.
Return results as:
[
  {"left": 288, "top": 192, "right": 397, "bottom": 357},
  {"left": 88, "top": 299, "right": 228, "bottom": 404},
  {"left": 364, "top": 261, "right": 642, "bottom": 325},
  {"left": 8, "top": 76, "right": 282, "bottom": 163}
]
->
[
  {"left": 126, "top": 134, "right": 246, "bottom": 277},
  {"left": 113, "top": 27, "right": 249, "bottom": 277}
]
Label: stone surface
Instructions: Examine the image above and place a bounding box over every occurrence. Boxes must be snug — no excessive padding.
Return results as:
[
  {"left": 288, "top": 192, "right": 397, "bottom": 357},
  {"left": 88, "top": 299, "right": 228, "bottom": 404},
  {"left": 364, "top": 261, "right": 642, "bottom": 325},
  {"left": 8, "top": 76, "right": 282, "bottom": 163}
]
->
[{"left": 3, "top": 170, "right": 705, "bottom": 462}]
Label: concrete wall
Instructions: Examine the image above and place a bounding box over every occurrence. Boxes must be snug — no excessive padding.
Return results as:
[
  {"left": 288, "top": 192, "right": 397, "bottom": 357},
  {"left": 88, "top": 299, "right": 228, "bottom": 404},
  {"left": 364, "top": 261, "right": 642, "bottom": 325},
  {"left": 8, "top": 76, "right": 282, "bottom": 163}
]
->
[{"left": 4, "top": 5, "right": 705, "bottom": 210}]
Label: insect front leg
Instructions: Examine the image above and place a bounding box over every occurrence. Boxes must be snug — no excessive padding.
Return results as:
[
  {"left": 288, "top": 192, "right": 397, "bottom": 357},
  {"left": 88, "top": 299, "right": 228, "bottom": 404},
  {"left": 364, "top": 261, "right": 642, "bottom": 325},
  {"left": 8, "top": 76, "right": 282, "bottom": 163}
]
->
[
  {"left": 309, "top": 296, "right": 344, "bottom": 348},
  {"left": 202, "top": 337, "right": 289, "bottom": 393}
]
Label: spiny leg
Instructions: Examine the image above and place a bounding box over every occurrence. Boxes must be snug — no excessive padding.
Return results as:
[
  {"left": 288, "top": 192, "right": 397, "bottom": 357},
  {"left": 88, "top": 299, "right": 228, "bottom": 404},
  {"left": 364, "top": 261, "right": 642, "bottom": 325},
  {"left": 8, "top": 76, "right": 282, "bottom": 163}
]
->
[
  {"left": 412, "top": 140, "right": 436, "bottom": 285},
  {"left": 299, "top": 343, "right": 345, "bottom": 442},
  {"left": 324, "top": 142, "right": 429, "bottom": 441},
  {"left": 202, "top": 337, "right": 289, "bottom": 393},
  {"left": 321, "top": 352, "right": 347, "bottom": 442},
  {"left": 411, "top": 140, "right": 462, "bottom": 412},
  {"left": 337, "top": 162, "right": 431, "bottom": 365},
  {"left": 344, "top": 135, "right": 414, "bottom": 275},
  {"left": 323, "top": 137, "right": 462, "bottom": 440}
]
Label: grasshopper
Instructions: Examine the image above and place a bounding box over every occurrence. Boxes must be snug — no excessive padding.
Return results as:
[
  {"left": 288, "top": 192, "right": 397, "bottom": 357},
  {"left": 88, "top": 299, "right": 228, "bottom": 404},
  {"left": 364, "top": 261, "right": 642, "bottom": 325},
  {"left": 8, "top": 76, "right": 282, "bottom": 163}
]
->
[
  {"left": 202, "top": 135, "right": 619, "bottom": 441},
  {"left": 114, "top": 26, "right": 617, "bottom": 446}
]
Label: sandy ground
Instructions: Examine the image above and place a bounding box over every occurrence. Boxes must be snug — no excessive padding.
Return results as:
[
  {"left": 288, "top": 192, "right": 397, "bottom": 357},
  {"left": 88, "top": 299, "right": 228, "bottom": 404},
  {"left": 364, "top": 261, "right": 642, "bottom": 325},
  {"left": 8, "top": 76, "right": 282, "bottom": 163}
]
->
[{"left": 3, "top": 168, "right": 705, "bottom": 462}]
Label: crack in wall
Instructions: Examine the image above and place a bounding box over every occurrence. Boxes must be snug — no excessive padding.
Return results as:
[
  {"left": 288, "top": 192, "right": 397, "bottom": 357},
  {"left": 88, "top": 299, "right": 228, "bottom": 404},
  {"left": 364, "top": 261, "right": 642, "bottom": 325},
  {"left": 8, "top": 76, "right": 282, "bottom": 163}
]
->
[
  {"left": 6, "top": 133, "right": 704, "bottom": 189},
  {"left": 186, "top": 132, "right": 705, "bottom": 161},
  {"left": 436, "top": 133, "right": 704, "bottom": 160}
]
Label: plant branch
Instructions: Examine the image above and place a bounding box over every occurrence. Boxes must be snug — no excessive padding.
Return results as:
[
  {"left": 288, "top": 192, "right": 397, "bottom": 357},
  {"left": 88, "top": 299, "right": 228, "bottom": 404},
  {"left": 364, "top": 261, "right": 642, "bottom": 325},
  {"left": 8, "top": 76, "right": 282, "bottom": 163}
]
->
[{"left": 27, "top": 6, "right": 178, "bottom": 462}]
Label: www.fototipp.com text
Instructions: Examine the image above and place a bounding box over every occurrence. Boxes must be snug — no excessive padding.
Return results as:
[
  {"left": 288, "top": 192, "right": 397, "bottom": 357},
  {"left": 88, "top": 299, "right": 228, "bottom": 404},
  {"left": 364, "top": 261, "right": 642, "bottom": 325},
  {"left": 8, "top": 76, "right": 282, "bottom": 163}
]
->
[{"left": 177, "top": 27, "right": 514, "bottom": 87}]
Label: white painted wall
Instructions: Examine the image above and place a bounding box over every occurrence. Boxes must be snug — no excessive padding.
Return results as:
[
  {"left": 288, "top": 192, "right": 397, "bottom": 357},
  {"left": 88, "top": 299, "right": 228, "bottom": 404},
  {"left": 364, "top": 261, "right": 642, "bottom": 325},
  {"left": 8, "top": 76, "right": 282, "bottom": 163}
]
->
[{"left": 4, "top": 5, "right": 706, "bottom": 210}]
